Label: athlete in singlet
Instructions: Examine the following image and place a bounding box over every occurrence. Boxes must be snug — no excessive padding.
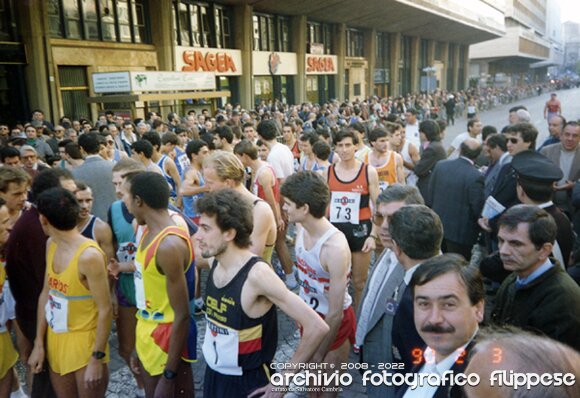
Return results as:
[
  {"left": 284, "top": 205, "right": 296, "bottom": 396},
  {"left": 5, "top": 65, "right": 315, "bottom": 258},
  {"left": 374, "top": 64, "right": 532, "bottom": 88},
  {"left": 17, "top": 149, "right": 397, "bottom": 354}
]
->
[
  {"left": 324, "top": 130, "right": 380, "bottom": 311},
  {"left": 281, "top": 172, "right": 354, "bottom": 395},
  {"left": 544, "top": 93, "right": 562, "bottom": 125},
  {"left": 142, "top": 132, "right": 182, "bottom": 203},
  {"left": 195, "top": 189, "right": 328, "bottom": 397},
  {"left": 365, "top": 127, "right": 405, "bottom": 191},
  {"left": 181, "top": 140, "right": 210, "bottom": 225},
  {"left": 282, "top": 123, "right": 300, "bottom": 171},
  {"left": 75, "top": 182, "right": 114, "bottom": 260},
  {"left": 201, "top": 151, "right": 276, "bottom": 264},
  {"left": 389, "top": 122, "right": 420, "bottom": 186},
  {"left": 0, "top": 199, "right": 18, "bottom": 397},
  {"left": 299, "top": 132, "right": 322, "bottom": 172},
  {"left": 122, "top": 172, "right": 195, "bottom": 397},
  {"left": 29, "top": 188, "right": 112, "bottom": 398}
]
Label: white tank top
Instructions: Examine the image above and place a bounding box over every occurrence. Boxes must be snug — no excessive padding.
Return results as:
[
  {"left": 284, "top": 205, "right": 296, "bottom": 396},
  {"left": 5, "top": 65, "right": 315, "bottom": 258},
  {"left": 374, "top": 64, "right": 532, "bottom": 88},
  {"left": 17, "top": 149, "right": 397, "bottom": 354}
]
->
[{"left": 295, "top": 226, "right": 352, "bottom": 315}]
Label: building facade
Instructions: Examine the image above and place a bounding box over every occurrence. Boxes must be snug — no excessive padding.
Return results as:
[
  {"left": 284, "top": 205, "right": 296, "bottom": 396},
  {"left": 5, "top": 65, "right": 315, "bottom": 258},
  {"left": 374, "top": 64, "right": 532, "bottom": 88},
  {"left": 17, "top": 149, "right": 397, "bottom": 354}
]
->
[{"left": 3, "top": 0, "right": 504, "bottom": 124}]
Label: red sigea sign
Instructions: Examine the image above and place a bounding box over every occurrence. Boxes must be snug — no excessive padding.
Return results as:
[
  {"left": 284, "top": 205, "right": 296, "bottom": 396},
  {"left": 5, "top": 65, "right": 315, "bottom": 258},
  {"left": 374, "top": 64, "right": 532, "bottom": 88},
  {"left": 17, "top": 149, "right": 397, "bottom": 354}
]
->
[
  {"left": 305, "top": 55, "right": 337, "bottom": 74},
  {"left": 182, "top": 50, "right": 238, "bottom": 74}
]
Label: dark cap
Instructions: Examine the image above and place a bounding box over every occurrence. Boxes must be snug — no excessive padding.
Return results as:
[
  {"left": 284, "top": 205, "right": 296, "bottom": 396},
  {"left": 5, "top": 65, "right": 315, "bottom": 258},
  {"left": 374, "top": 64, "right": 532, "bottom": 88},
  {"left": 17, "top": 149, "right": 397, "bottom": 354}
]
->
[{"left": 512, "top": 151, "right": 563, "bottom": 184}]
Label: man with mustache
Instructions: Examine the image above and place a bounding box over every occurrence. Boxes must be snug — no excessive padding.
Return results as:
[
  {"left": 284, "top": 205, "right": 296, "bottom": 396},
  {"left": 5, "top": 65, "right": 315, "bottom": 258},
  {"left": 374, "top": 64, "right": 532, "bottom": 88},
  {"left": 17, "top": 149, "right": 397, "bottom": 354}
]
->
[
  {"left": 396, "top": 254, "right": 484, "bottom": 398},
  {"left": 492, "top": 205, "right": 580, "bottom": 351}
]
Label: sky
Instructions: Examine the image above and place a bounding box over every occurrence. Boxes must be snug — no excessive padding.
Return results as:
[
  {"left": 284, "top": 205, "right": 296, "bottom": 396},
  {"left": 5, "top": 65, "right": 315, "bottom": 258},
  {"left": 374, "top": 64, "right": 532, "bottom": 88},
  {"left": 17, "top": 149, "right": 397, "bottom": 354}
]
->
[{"left": 560, "top": 0, "right": 580, "bottom": 23}]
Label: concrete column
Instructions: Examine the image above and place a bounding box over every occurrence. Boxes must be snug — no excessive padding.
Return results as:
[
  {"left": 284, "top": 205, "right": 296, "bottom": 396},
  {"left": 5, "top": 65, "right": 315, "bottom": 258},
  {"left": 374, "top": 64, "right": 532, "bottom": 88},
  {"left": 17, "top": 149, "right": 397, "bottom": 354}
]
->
[
  {"left": 452, "top": 43, "right": 460, "bottom": 91},
  {"left": 233, "top": 4, "right": 254, "bottom": 109},
  {"left": 364, "top": 29, "right": 376, "bottom": 97},
  {"left": 441, "top": 42, "right": 449, "bottom": 91},
  {"left": 410, "top": 36, "right": 420, "bottom": 93},
  {"left": 291, "top": 15, "right": 307, "bottom": 104},
  {"left": 19, "top": 0, "right": 53, "bottom": 121},
  {"left": 390, "top": 33, "right": 401, "bottom": 96},
  {"left": 428, "top": 40, "right": 436, "bottom": 67},
  {"left": 149, "top": 0, "right": 174, "bottom": 71},
  {"left": 335, "top": 23, "right": 347, "bottom": 102},
  {"left": 462, "top": 44, "right": 470, "bottom": 90}
]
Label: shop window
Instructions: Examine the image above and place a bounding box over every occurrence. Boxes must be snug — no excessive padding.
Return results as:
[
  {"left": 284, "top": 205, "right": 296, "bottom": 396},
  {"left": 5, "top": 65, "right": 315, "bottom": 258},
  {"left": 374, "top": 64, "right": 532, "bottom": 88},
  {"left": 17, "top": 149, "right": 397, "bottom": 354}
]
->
[
  {"left": 59, "top": 66, "right": 91, "bottom": 120},
  {"left": 253, "top": 13, "right": 290, "bottom": 52}
]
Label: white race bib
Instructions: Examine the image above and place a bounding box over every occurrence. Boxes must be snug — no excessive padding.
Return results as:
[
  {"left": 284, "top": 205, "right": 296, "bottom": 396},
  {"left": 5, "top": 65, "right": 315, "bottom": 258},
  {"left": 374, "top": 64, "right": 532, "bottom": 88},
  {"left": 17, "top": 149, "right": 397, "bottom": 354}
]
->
[
  {"left": 134, "top": 260, "right": 146, "bottom": 310},
  {"left": 298, "top": 273, "right": 329, "bottom": 315},
  {"left": 202, "top": 318, "right": 241, "bottom": 376},
  {"left": 379, "top": 181, "right": 389, "bottom": 192},
  {"left": 330, "top": 191, "right": 360, "bottom": 224},
  {"left": 45, "top": 292, "right": 69, "bottom": 333},
  {"left": 117, "top": 241, "right": 137, "bottom": 264}
]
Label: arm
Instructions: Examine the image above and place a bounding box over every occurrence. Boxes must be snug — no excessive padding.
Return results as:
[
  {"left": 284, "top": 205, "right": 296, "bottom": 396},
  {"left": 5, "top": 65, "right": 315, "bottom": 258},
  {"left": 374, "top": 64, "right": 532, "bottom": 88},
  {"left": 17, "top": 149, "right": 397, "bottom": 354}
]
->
[
  {"left": 95, "top": 220, "right": 115, "bottom": 263},
  {"left": 181, "top": 169, "right": 209, "bottom": 196},
  {"left": 408, "top": 143, "right": 420, "bottom": 166},
  {"left": 28, "top": 268, "right": 50, "bottom": 373},
  {"left": 155, "top": 236, "right": 191, "bottom": 394},
  {"left": 446, "top": 146, "right": 455, "bottom": 157},
  {"left": 394, "top": 153, "right": 406, "bottom": 184},
  {"left": 259, "top": 169, "right": 283, "bottom": 230},
  {"left": 79, "top": 247, "right": 113, "bottom": 389},
  {"left": 165, "top": 158, "right": 183, "bottom": 203},
  {"left": 414, "top": 145, "right": 443, "bottom": 177},
  {"left": 249, "top": 201, "right": 273, "bottom": 257},
  {"left": 544, "top": 102, "right": 548, "bottom": 119},
  {"left": 362, "top": 166, "right": 381, "bottom": 253}
]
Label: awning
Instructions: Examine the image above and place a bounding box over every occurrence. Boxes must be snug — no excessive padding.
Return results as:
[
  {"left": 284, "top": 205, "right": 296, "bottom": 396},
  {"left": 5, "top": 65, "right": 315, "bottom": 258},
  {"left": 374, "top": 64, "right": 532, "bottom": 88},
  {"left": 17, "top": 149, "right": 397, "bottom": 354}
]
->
[{"left": 86, "top": 90, "right": 231, "bottom": 104}]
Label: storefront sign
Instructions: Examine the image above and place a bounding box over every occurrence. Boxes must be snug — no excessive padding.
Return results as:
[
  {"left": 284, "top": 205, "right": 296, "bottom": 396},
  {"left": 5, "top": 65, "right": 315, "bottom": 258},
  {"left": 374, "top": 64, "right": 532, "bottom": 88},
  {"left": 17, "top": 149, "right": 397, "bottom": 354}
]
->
[
  {"left": 253, "top": 51, "right": 297, "bottom": 76},
  {"left": 175, "top": 46, "right": 242, "bottom": 76},
  {"left": 305, "top": 55, "right": 337, "bottom": 75},
  {"left": 92, "top": 71, "right": 216, "bottom": 93}
]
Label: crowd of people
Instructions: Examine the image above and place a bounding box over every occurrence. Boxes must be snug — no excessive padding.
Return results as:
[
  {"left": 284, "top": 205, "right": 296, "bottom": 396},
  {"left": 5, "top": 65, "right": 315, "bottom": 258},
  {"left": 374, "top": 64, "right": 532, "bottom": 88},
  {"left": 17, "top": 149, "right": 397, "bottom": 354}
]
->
[{"left": 0, "top": 85, "right": 579, "bottom": 398}]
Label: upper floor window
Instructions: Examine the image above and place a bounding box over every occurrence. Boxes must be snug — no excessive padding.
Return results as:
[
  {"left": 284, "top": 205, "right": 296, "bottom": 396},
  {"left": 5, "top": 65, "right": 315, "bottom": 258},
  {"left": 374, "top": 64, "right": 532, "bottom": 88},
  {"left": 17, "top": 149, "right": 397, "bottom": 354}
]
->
[
  {"left": 48, "top": 0, "right": 150, "bottom": 43},
  {"left": 307, "top": 21, "right": 333, "bottom": 54},
  {"left": 173, "top": 1, "right": 231, "bottom": 48},
  {"left": 253, "top": 13, "right": 290, "bottom": 52},
  {"left": 0, "top": 0, "right": 18, "bottom": 42},
  {"left": 346, "top": 28, "right": 363, "bottom": 57}
]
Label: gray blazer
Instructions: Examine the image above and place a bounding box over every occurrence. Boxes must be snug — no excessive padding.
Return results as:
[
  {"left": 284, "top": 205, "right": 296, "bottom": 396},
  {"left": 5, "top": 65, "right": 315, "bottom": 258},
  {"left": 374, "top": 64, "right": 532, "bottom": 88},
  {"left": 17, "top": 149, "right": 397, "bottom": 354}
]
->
[{"left": 72, "top": 156, "right": 116, "bottom": 221}]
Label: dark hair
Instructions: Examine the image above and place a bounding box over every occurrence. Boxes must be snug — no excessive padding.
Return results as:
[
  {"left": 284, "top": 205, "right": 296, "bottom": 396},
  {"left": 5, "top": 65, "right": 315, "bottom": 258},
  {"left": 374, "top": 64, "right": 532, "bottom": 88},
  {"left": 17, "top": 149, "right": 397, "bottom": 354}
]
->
[
  {"left": 299, "top": 131, "right": 319, "bottom": 146},
  {"left": 389, "top": 205, "right": 443, "bottom": 259},
  {"left": 75, "top": 180, "right": 89, "bottom": 192},
  {"left": 196, "top": 189, "right": 253, "bottom": 248},
  {"left": 0, "top": 146, "right": 21, "bottom": 163},
  {"left": 486, "top": 134, "right": 507, "bottom": 152},
  {"left": 498, "top": 205, "right": 557, "bottom": 249},
  {"left": 517, "top": 178, "right": 554, "bottom": 203},
  {"left": 410, "top": 254, "right": 485, "bottom": 306},
  {"left": 213, "top": 126, "right": 234, "bottom": 144},
  {"left": 256, "top": 120, "right": 279, "bottom": 141},
  {"left": 508, "top": 105, "right": 527, "bottom": 113},
  {"left": 0, "top": 166, "right": 30, "bottom": 192},
  {"left": 460, "top": 141, "right": 482, "bottom": 160},
  {"left": 128, "top": 172, "right": 169, "bottom": 210},
  {"left": 312, "top": 141, "right": 331, "bottom": 161},
  {"left": 37, "top": 187, "right": 79, "bottom": 230},
  {"left": 161, "top": 132, "right": 178, "bottom": 146},
  {"left": 185, "top": 139, "right": 208, "bottom": 160},
  {"left": 242, "top": 122, "right": 255, "bottom": 130},
  {"left": 131, "top": 140, "right": 154, "bottom": 159},
  {"left": 142, "top": 131, "right": 161, "bottom": 150},
  {"left": 369, "top": 127, "right": 388, "bottom": 143},
  {"left": 482, "top": 125, "right": 498, "bottom": 141},
  {"left": 233, "top": 139, "right": 258, "bottom": 160},
  {"left": 467, "top": 119, "right": 479, "bottom": 132},
  {"left": 31, "top": 168, "right": 69, "bottom": 203},
  {"left": 335, "top": 129, "right": 359, "bottom": 145},
  {"left": 505, "top": 123, "right": 538, "bottom": 149},
  {"left": 406, "top": 108, "right": 419, "bottom": 116},
  {"left": 377, "top": 184, "right": 424, "bottom": 206},
  {"left": 350, "top": 122, "right": 365, "bottom": 134},
  {"left": 316, "top": 127, "right": 331, "bottom": 140},
  {"left": 77, "top": 132, "right": 100, "bottom": 154},
  {"left": 65, "top": 142, "right": 82, "bottom": 160},
  {"left": 281, "top": 171, "right": 329, "bottom": 218},
  {"left": 436, "top": 119, "right": 447, "bottom": 134},
  {"left": 419, "top": 120, "right": 441, "bottom": 142}
]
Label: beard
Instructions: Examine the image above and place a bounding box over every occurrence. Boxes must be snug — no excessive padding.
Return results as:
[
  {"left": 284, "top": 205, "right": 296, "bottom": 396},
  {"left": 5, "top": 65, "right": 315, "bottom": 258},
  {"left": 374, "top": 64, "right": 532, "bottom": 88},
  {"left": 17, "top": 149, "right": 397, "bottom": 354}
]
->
[{"left": 201, "top": 241, "right": 228, "bottom": 259}]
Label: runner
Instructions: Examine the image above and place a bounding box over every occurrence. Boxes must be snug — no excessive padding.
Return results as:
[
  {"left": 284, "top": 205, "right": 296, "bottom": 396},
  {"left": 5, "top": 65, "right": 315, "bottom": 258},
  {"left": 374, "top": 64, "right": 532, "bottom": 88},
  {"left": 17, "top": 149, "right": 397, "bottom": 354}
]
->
[
  {"left": 194, "top": 189, "right": 328, "bottom": 397},
  {"left": 29, "top": 187, "right": 112, "bottom": 398},
  {"left": 364, "top": 127, "right": 405, "bottom": 190}
]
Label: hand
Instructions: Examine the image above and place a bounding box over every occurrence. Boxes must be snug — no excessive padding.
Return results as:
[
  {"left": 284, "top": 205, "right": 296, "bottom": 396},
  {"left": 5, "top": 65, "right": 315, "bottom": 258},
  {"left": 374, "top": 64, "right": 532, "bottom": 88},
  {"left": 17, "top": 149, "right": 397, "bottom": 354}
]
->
[
  {"left": 478, "top": 217, "right": 491, "bottom": 232},
  {"left": 361, "top": 236, "right": 376, "bottom": 253},
  {"left": 111, "top": 292, "right": 119, "bottom": 319},
  {"left": 248, "top": 382, "right": 283, "bottom": 398},
  {"left": 28, "top": 344, "right": 45, "bottom": 374},
  {"left": 555, "top": 181, "right": 574, "bottom": 191},
  {"left": 153, "top": 376, "right": 175, "bottom": 398},
  {"left": 84, "top": 358, "right": 105, "bottom": 390},
  {"left": 129, "top": 351, "right": 141, "bottom": 375},
  {"left": 108, "top": 258, "right": 121, "bottom": 279},
  {"left": 276, "top": 216, "right": 285, "bottom": 231}
]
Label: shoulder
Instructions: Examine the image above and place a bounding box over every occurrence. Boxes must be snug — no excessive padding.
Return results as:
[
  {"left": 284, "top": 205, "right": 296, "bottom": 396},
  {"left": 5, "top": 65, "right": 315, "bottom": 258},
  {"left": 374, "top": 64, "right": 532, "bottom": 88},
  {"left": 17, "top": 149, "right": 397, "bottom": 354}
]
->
[
  {"left": 540, "top": 143, "right": 559, "bottom": 156},
  {"left": 78, "top": 243, "right": 106, "bottom": 266},
  {"left": 157, "top": 233, "right": 190, "bottom": 258}
]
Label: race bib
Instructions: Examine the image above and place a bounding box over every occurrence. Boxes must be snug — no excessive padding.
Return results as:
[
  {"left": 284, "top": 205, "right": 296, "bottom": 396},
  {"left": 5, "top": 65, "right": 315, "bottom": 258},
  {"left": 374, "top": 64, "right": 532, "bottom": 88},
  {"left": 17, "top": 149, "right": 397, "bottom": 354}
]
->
[
  {"left": 202, "top": 318, "right": 241, "bottom": 376},
  {"left": 134, "top": 260, "right": 146, "bottom": 310},
  {"left": 45, "top": 292, "right": 69, "bottom": 333},
  {"left": 117, "top": 241, "right": 137, "bottom": 264},
  {"left": 330, "top": 191, "right": 360, "bottom": 224},
  {"left": 298, "top": 273, "right": 329, "bottom": 315},
  {"left": 379, "top": 181, "right": 390, "bottom": 192}
]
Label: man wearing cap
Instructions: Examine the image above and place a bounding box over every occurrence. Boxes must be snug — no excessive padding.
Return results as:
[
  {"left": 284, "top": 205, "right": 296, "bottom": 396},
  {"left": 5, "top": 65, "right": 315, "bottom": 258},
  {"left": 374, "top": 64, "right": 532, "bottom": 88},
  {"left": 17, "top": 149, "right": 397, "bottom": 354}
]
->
[
  {"left": 543, "top": 93, "right": 561, "bottom": 125},
  {"left": 540, "top": 121, "right": 580, "bottom": 216}
]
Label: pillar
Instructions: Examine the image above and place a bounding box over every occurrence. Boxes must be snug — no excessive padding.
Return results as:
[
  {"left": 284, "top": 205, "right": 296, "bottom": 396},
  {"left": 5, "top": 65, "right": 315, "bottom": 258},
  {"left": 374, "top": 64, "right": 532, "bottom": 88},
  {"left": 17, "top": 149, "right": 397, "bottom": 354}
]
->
[
  {"left": 441, "top": 42, "right": 449, "bottom": 91},
  {"left": 233, "top": 4, "right": 254, "bottom": 109},
  {"left": 410, "top": 37, "right": 420, "bottom": 93},
  {"left": 390, "top": 33, "right": 402, "bottom": 96},
  {"left": 335, "top": 23, "right": 347, "bottom": 101},
  {"left": 291, "top": 15, "right": 307, "bottom": 104},
  {"left": 452, "top": 43, "right": 460, "bottom": 92}
]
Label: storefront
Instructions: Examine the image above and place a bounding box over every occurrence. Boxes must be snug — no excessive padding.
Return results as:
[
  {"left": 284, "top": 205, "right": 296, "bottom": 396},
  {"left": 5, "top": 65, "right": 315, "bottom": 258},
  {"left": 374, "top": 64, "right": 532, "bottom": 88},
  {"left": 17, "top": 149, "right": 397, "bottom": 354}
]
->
[
  {"left": 305, "top": 54, "right": 337, "bottom": 104},
  {"left": 175, "top": 46, "right": 242, "bottom": 110},
  {"left": 253, "top": 51, "right": 297, "bottom": 105},
  {"left": 344, "top": 58, "right": 367, "bottom": 101}
]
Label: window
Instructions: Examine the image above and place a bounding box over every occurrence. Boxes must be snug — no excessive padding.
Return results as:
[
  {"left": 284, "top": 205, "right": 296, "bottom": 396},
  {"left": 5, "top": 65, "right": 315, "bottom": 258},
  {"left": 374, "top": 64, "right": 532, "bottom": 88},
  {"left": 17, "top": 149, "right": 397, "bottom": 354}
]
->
[
  {"left": 253, "top": 13, "right": 290, "bottom": 52},
  {"left": 307, "top": 21, "right": 333, "bottom": 54},
  {"left": 376, "top": 32, "right": 390, "bottom": 68},
  {"left": 0, "top": 0, "right": 18, "bottom": 41},
  {"left": 173, "top": 2, "right": 231, "bottom": 48},
  {"left": 48, "top": 0, "right": 150, "bottom": 44},
  {"left": 346, "top": 28, "right": 363, "bottom": 57},
  {"left": 59, "top": 66, "right": 91, "bottom": 120}
]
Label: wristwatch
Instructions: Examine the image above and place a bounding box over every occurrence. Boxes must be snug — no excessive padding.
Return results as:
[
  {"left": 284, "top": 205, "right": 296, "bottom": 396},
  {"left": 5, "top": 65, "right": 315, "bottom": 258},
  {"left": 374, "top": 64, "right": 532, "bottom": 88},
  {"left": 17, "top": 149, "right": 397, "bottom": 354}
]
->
[
  {"left": 163, "top": 369, "right": 177, "bottom": 380},
  {"left": 92, "top": 351, "right": 106, "bottom": 360}
]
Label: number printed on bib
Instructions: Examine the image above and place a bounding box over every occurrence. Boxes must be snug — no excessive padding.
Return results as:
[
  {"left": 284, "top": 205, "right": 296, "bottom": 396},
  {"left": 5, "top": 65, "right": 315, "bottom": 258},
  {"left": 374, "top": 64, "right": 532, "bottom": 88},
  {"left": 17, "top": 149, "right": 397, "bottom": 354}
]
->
[
  {"left": 45, "top": 292, "right": 69, "bottom": 333},
  {"left": 134, "top": 260, "right": 146, "bottom": 310},
  {"left": 330, "top": 191, "right": 360, "bottom": 224},
  {"left": 202, "top": 318, "right": 242, "bottom": 376}
]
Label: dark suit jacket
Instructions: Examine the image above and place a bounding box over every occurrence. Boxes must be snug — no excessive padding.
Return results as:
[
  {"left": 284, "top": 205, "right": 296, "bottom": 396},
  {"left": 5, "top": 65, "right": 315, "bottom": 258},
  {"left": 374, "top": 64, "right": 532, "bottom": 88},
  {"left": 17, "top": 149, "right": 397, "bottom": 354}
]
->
[
  {"left": 428, "top": 158, "right": 485, "bottom": 246},
  {"left": 540, "top": 144, "right": 580, "bottom": 214},
  {"left": 414, "top": 141, "right": 447, "bottom": 200},
  {"left": 392, "top": 285, "right": 426, "bottom": 373}
]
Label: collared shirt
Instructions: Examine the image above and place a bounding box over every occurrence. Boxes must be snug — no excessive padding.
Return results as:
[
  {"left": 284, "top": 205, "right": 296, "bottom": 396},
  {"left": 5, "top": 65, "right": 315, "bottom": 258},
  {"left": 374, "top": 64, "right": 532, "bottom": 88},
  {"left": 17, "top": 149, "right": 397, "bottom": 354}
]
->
[
  {"left": 515, "top": 258, "right": 553, "bottom": 288},
  {"left": 460, "top": 156, "right": 474, "bottom": 165},
  {"left": 404, "top": 263, "right": 422, "bottom": 286}
]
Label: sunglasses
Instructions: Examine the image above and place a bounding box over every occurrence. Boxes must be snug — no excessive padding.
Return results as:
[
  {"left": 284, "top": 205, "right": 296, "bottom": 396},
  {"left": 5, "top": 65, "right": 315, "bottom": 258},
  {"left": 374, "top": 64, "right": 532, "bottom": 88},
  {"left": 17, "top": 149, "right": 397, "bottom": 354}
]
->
[
  {"left": 507, "top": 137, "right": 521, "bottom": 144},
  {"left": 372, "top": 212, "right": 386, "bottom": 226}
]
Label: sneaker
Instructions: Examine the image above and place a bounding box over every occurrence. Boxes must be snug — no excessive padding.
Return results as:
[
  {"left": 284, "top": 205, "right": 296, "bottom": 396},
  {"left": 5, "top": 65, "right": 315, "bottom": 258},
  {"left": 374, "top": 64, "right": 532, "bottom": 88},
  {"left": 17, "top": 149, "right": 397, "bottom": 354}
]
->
[
  {"left": 285, "top": 274, "right": 298, "bottom": 289},
  {"left": 353, "top": 344, "right": 360, "bottom": 354},
  {"left": 193, "top": 298, "right": 205, "bottom": 316}
]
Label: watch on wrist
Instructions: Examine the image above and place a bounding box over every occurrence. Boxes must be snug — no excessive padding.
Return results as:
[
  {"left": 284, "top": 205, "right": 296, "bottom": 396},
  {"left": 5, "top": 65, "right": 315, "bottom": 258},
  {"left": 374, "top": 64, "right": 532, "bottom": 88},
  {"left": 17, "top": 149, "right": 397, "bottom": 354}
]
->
[
  {"left": 163, "top": 369, "right": 177, "bottom": 380},
  {"left": 92, "top": 351, "right": 106, "bottom": 360}
]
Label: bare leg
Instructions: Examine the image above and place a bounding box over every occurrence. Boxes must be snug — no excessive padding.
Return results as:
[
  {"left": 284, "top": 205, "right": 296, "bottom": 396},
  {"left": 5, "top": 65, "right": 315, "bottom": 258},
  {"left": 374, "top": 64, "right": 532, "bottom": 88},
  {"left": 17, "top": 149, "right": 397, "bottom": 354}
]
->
[
  {"left": 275, "top": 226, "right": 294, "bottom": 275},
  {"left": 0, "top": 367, "right": 13, "bottom": 398},
  {"left": 74, "top": 364, "right": 109, "bottom": 398},
  {"left": 140, "top": 360, "right": 194, "bottom": 397},
  {"left": 49, "top": 368, "right": 78, "bottom": 398},
  {"left": 308, "top": 340, "right": 351, "bottom": 398},
  {"left": 117, "top": 305, "right": 144, "bottom": 389},
  {"left": 351, "top": 251, "right": 371, "bottom": 312}
]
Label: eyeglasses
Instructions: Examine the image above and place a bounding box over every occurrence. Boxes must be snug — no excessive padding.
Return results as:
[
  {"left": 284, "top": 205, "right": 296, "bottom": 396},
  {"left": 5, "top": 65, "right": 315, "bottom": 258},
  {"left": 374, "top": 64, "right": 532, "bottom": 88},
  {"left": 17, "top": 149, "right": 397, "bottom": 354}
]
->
[
  {"left": 507, "top": 137, "right": 521, "bottom": 144},
  {"left": 372, "top": 212, "right": 385, "bottom": 226},
  {"left": 107, "top": 140, "right": 115, "bottom": 145}
]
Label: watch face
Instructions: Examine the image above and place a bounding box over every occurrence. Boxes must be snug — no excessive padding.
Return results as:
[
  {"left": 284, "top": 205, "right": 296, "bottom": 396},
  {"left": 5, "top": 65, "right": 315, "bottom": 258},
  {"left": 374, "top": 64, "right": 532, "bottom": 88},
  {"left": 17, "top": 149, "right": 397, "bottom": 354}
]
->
[{"left": 92, "top": 351, "right": 106, "bottom": 359}]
